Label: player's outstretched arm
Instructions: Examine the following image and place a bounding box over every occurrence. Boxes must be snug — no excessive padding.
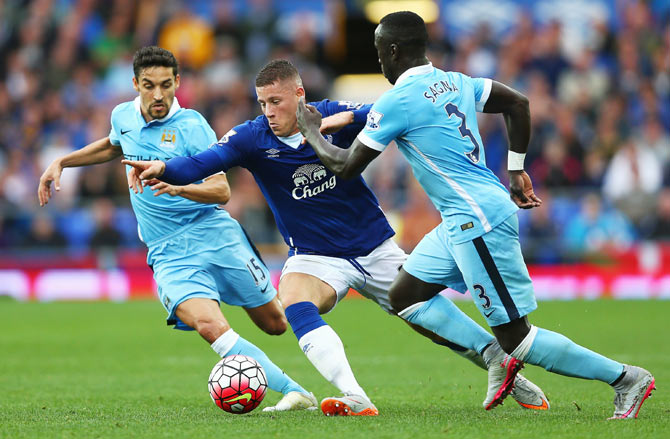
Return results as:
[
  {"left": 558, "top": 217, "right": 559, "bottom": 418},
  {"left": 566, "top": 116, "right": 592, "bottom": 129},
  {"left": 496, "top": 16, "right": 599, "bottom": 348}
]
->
[
  {"left": 38, "top": 137, "right": 122, "bottom": 206},
  {"left": 123, "top": 148, "right": 226, "bottom": 187},
  {"left": 297, "top": 98, "right": 379, "bottom": 178},
  {"left": 483, "top": 81, "right": 541, "bottom": 209},
  {"left": 144, "top": 174, "right": 231, "bottom": 204}
]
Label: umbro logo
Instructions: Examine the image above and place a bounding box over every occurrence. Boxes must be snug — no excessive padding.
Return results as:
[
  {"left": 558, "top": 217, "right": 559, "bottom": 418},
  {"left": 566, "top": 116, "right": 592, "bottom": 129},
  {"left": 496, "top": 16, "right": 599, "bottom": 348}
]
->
[
  {"left": 121, "top": 129, "right": 132, "bottom": 135},
  {"left": 266, "top": 148, "right": 280, "bottom": 158},
  {"left": 302, "top": 343, "right": 312, "bottom": 354}
]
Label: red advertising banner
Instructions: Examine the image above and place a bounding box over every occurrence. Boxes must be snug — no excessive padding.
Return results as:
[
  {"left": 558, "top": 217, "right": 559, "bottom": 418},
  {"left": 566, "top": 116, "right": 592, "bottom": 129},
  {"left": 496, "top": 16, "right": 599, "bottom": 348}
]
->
[{"left": 1, "top": 245, "right": 669, "bottom": 301}]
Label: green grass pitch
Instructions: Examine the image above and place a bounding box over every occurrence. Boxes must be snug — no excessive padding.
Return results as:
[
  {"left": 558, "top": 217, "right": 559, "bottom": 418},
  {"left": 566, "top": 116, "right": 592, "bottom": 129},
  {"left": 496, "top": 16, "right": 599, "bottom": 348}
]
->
[{"left": 1, "top": 297, "right": 667, "bottom": 438}]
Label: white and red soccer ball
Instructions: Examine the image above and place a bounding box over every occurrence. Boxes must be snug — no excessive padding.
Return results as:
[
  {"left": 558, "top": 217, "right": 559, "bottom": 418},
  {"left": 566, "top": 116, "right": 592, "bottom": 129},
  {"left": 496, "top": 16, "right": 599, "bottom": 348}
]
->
[{"left": 208, "top": 355, "right": 267, "bottom": 414}]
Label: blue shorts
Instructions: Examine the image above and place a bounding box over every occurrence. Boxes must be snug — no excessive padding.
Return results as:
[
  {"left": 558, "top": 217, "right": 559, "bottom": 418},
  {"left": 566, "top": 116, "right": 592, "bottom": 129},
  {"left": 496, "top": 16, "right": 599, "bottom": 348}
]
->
[
  {"left": 403, "top": 214, "right": 537, "bottom": 326},
  {"left": 147, "top": 208, "right": 276, "bottom": 330}
]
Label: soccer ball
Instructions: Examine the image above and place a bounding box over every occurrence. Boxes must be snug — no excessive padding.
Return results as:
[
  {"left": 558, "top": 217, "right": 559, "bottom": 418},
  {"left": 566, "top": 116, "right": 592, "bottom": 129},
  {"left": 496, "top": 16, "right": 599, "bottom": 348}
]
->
[{"left": 208, "top": 355, "right": 268, "bottom": 414}]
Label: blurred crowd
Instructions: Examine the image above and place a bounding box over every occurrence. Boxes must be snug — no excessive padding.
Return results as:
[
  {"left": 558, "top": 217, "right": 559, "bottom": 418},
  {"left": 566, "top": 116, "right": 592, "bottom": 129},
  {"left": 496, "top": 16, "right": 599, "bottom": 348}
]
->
[{"left": 0, "top": 0, "right": 668, "bottom": 265}]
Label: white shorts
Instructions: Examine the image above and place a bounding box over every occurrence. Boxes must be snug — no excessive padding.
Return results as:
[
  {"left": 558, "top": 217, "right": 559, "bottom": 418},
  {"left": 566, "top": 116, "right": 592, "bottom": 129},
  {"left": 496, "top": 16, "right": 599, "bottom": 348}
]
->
[{"left": 280, "top": 238, "right": 407, "bottom": 313}]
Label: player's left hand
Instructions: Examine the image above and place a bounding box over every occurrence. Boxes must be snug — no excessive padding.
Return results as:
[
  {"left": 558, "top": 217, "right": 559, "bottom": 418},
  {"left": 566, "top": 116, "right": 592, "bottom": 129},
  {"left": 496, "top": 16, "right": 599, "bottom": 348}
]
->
[
  {"left": 146, "top": 179, "right": 182, "bottom": 197},
  {"left": 296, "top": 98, "right": 323, "bottom": 139},
  {"left": 509, "top": 170, "right": 542, "bottom": 209}
]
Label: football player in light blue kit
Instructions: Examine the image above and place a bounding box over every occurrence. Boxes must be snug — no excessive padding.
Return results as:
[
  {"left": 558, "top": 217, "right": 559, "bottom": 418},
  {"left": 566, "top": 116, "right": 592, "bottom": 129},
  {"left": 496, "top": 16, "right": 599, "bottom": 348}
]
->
[
  {"left": 296, "top": 12, "right": 655, "bottom": 419},
  {"left": 37, "top": 46, "right": 317, "bottom": 412}
]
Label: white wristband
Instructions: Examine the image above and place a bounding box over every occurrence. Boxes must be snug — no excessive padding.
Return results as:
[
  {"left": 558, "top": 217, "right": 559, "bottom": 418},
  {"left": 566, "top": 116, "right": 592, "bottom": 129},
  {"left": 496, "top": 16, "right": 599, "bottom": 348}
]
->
[{"left": 508, "top": 150, "right": 526, "bottom": 171}]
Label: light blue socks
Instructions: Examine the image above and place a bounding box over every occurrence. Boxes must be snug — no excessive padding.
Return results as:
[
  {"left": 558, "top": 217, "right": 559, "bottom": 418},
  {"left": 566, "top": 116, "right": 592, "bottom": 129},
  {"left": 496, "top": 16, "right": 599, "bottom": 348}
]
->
[
  {"left": 513, "top": 326, "right": 624, "bottom": 384},
  {"left": 398, "top": 294, "right": 494, "bottom": 354},
  {"left": 211, "top": 329, "right": 305, "bottom": 394}
]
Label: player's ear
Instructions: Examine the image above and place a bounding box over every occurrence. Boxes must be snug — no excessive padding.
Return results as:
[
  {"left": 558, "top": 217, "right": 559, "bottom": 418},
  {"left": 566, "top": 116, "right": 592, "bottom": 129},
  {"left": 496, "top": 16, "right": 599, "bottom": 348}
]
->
[
  {"left": 132, "top": 76, "right": 139, "bottom": 92},
  {"left": 296, "top": 86, "right": 305, "bottom": 99},
  {"left": 174, "top": 74, "right": 180, "bottom": 90},
  {"left": 390, "top": 43, "right": 399, "bottom": 60}
]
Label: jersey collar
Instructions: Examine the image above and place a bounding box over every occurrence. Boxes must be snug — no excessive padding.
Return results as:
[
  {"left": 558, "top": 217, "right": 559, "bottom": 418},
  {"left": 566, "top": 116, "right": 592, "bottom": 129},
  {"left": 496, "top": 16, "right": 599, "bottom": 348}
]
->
[
  {"left": 394, "top": 62, "right": 434, "bottom": 87},
  {"left": 133, "top": 96, "right": 181, "bottom": 125},
  {"left": 277, "top": 132, "right": 304, "bottom": 149}
]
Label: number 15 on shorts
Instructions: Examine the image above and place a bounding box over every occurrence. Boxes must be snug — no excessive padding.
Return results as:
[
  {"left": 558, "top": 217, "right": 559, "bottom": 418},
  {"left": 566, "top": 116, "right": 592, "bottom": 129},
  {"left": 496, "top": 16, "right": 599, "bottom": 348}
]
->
[{"left": 246, "top": 257, "right": 266, "bottom": 286}]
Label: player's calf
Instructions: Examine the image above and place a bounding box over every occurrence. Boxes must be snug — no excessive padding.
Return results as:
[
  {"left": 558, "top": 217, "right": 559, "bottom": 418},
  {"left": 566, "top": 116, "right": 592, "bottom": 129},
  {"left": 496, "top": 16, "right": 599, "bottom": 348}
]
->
[{"left": 244, "top": 298, "right": 288, "bottom": 336}]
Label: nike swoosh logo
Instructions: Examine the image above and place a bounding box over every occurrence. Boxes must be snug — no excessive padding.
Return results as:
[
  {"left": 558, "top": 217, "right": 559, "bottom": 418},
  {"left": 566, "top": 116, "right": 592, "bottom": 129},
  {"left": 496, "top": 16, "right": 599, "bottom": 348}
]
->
[
  {"left": 517, "top": 398, "right": 549, "bottom": 410},
  {"left": 121, "top": 129, "right": 132, "bottom": 135},
  {"left": 223, "top": 393, "right": 252, "bottom": 404},
  {"left": 484, "top": 310, "right": 495, "bottom": 318}
]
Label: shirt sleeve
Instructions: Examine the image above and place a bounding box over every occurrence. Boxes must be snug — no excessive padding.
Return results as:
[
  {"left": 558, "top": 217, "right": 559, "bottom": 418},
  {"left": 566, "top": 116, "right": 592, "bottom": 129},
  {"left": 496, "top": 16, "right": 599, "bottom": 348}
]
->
[
  {"left": 187, "top": 113, "right": 218, "bottom": 155},
  {"left": 352, "top": 104, "right": 372, "bottom": 126},
  {"left": 108, "top": 110, "right": 121, "bottom": 146},
  {"left": 318, "top": 99, "right": 367, "bottom": 118},
  {"left": 162, "top": 123, "right": 252, "bottom": 185},
  {"left": 471, "top": 77, "right": 493, "bottom": 112},
  {"left": 356, "top": 92, "right": 406, "bottom": 152}
]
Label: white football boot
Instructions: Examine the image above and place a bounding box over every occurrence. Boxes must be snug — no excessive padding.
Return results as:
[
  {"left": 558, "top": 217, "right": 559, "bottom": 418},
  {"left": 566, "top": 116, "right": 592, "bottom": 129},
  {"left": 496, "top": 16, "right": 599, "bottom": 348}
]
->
[
  {"left": 262, "top": 391, "right": 318, "bottom": 412},
  {"left": 482, "top": 342, "right": 524, "bottom": 410},
  {"left": 510, "top": 374, "right": 550, "bottom": 410},
  {"left": 609, "top": 365, "right": 655, "bottom": 419}
]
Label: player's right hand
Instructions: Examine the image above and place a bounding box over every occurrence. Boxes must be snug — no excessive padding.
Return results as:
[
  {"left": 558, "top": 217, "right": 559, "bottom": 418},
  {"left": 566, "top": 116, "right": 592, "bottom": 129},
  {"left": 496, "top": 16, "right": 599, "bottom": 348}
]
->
[
  {"left": 296, "top": 98, "right": 323, "bottom": 141},
  {"left": 121, "top": 160, "right": 165, "bottom": 181},
  {"left": 509, "top": 170, "right": 542, "bottom": 209},
  {"left": 38, "top": 161, "right": 63, "bottom": 206}
]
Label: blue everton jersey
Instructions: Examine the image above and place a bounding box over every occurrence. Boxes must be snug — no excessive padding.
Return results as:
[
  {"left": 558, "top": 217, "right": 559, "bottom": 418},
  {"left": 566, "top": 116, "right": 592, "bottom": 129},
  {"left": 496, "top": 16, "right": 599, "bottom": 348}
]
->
[
  {"left": 210, "top": 100, "right": 394, "bottom": 257},
  {"left": 358, "top": 64, "right": 518, "bottom": 244},
  {"left": 109, "top": 97, "right": 217, "bottom": 245}
]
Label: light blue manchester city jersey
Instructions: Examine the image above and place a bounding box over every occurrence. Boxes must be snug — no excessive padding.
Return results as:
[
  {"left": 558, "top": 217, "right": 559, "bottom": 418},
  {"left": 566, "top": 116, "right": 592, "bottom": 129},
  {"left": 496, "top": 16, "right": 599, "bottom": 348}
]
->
[
  {"left": 109, "top": 97, "right": 217, "bottom": 245},
  {"left": 358, "top": 63, "right": 518, "bottom": 244}
]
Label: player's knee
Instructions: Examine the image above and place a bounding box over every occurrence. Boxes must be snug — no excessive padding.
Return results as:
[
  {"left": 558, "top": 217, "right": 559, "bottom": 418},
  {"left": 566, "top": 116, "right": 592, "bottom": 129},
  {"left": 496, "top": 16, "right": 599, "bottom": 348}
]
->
[{"left": 193, "top": 317, "right": 230, "bottom": 343}]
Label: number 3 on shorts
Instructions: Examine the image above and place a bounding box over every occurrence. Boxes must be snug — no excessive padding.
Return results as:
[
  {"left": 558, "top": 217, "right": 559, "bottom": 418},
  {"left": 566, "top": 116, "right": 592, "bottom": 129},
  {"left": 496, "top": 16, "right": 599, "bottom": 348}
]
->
[{"left": 473, "top": 284, "right": 491, "bottom": 309}]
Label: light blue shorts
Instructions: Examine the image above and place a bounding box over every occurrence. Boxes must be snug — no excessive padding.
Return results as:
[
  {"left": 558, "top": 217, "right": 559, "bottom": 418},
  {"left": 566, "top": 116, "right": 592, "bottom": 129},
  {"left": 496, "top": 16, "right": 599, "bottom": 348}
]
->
[
  {"left": 403, "top": 214, "right": 537, "bottom": 326},
  {"left": 147, "top": 208, "right": 276, "bottom": 330}
]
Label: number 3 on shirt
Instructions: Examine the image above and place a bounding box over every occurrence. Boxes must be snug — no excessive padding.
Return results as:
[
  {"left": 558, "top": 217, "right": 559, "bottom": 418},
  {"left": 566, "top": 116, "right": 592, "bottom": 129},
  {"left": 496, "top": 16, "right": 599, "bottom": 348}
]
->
[{"left": 444, "top": 103, "right": 480, "bottom": 164}]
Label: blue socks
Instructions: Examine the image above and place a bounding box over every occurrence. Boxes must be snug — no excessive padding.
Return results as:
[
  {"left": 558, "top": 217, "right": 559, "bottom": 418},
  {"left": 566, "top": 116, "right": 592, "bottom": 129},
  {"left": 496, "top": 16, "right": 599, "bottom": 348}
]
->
[
  {"left": 398, "top": 294, "right": 494, "bottom": 354},
  {"left": 285, "top": 301, "right": 327, "bottom": 340},
  {"left": 523, "top": 327, "right": 624, "bottom": 384}
]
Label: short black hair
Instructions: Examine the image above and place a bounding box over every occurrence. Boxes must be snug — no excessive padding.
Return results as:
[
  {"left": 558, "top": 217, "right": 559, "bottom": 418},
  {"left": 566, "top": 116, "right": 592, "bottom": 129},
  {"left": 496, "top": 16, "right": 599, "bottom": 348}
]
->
[
  {"left": 255, "top": 59, "right": 301, "bottom": 87},
  {"left": 379, "top": 11, "right": 428, "bottom": 53},
  {"left": 132, "top": 46, "right": 179, "bottom": 79}
]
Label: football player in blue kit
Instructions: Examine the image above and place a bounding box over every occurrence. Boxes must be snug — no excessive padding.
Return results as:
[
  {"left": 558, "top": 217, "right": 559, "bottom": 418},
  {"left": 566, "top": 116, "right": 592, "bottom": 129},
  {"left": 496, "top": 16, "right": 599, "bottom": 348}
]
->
[
  {"left": 37, "top": 46, "right": 317, "bottom": 412},
  {"left": 295, "top": 11, "right": 655, "bottom": 419},
  {"left": 124, "top": 60, "right": 549, "bottom": 416}
]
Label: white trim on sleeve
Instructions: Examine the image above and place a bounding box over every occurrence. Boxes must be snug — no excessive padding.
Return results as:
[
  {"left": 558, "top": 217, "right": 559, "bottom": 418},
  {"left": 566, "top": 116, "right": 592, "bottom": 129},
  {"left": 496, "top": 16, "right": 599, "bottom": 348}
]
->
[
  {"left": 475, "top": 78, "right": 493, "bottom": 112},
  {"left": 357, "top": 132, "right": 388, "bottom": 152}
]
